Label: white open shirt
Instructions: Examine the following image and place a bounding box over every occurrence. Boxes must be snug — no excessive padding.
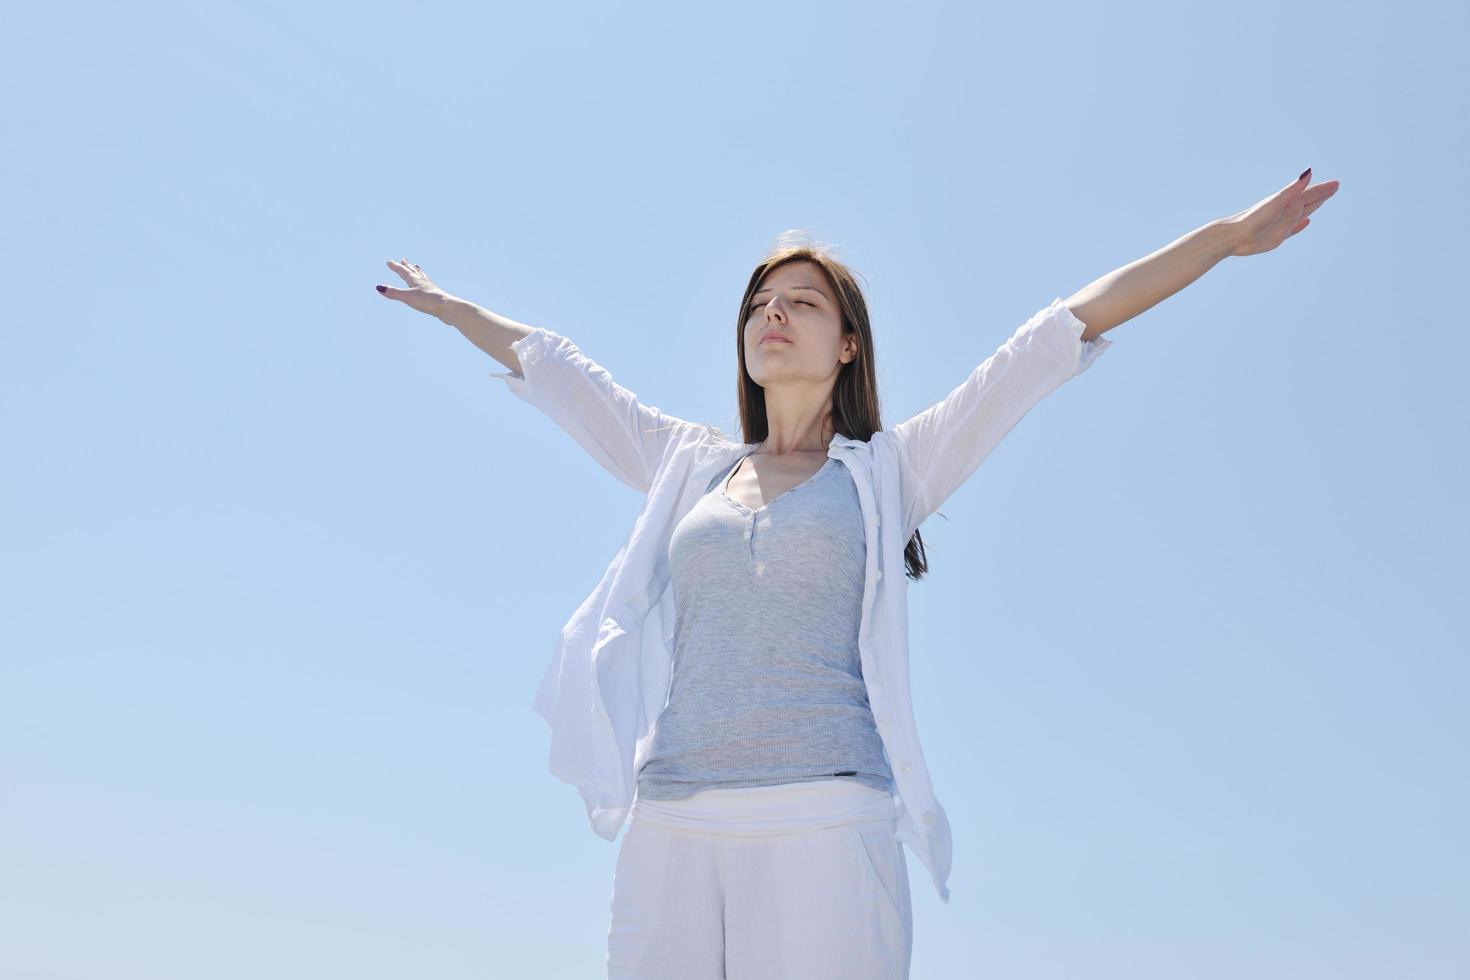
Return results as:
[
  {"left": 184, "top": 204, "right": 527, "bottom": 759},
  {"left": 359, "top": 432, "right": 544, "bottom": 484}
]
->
[{"left": 490, "top": 297, "right": 1112, "bottom": 903}]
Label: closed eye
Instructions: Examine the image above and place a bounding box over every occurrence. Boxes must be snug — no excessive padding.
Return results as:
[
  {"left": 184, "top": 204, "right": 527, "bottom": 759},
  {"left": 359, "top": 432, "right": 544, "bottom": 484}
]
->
[{"left": 749, "top": 299, "right": 816, "bottom": 314}]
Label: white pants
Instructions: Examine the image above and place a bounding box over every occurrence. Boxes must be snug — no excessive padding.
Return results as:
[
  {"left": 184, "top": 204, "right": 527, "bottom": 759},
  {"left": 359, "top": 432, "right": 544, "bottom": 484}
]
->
[{"left": 606, "top": 778, "right": 913, "bottom": 979}]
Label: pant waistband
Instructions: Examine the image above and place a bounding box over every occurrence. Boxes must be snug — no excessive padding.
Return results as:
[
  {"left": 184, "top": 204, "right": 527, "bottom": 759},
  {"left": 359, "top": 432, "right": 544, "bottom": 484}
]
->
[{"left": 629, "top": 778, "right": 897, "bottom": 837}]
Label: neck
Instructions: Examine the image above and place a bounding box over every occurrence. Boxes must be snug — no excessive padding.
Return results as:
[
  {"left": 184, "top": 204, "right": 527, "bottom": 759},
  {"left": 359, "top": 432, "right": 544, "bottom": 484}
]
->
[{"left": 759, "top": 388, "right": 834, "bottom": 455}]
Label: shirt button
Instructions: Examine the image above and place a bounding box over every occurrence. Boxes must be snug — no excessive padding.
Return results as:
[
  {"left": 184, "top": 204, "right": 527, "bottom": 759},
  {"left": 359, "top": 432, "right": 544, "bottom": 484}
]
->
[
  {"left": 874, "top": 569, "right": 883, "bottom": 582},
  {"left": 754, "top": 561, "right": 766, "bottom": 575},
  {"left": 922, "top": 811, "right": 936, "bottom": 827},
  {"left": 899, "top": 760, "right": 912, "bottom": 774}
]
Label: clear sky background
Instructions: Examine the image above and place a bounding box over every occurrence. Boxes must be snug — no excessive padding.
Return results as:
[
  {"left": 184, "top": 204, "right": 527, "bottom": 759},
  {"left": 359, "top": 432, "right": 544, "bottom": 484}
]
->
[{"left": 4, "top": 1, "right": 1466, "bottom": 977}]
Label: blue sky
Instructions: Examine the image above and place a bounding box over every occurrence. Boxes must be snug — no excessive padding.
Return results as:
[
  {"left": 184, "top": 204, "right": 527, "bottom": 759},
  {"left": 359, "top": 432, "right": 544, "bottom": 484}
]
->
[{"left": 3, "top": 0, "right": 1466, "bottom": 977}]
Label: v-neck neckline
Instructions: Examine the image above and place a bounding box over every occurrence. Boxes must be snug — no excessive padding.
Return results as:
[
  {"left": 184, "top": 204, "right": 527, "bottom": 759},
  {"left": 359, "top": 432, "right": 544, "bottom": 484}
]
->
[{"left": 718, "top": 452, "right": 835, "bottom": 516}]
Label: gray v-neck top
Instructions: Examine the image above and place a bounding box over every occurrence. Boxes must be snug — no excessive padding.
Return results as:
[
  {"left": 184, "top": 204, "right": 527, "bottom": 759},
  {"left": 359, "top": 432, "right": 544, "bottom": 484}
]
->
[{"left": 635, "top": 450, "right": 897, "bottom": 801}]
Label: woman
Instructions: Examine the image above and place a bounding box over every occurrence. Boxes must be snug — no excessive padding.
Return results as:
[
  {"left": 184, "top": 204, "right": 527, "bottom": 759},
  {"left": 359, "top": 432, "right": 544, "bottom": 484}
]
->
[{"left": 375, "top": 168, "right": 1339, "bottom": 979}]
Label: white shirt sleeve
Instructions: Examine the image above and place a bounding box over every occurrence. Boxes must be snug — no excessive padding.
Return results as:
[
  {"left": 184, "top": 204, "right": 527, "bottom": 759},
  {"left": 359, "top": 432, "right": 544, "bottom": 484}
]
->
[
  {"left": 491, "top": 327, "right": 697, "bottom": 494},
  {"left": 891, "top": 298, "right": 1112, "bottom": 533}
]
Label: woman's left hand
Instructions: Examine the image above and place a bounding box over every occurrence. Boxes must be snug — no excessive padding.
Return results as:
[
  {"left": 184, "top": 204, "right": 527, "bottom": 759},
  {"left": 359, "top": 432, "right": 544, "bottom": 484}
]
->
[{"left": 1221, "top": 168, "right": 1341, "bottom": 257}]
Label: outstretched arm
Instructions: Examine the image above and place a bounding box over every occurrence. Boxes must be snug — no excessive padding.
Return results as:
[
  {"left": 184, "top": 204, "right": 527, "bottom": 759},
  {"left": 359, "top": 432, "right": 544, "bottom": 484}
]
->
[
  {"left": 437, "top": 294, "right": 536, "bottom": 374},
  {"left": 892, "top": 168, "right": 1341, "bottom": 533},
  {"left": 376, "top": 259, "right": 694, "bottom": 494},
  {"left": 1065, "top": 168, "right": 1342, "bottom": 340}
]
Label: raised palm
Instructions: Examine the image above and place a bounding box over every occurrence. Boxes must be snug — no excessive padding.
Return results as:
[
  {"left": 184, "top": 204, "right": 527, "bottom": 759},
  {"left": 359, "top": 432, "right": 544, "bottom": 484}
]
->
[{"left": 1224, "top": 169, "right": 1341, "bottom": 257}]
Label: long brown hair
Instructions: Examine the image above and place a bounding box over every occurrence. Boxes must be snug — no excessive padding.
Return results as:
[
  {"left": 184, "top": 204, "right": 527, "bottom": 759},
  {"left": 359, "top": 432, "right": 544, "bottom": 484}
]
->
[{"left": 733, "top": 231, "right": 931, "bottom": 580}]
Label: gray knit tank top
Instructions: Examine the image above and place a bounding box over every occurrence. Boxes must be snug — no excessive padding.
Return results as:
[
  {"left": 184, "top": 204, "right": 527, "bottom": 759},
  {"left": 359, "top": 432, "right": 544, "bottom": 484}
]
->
[{"left": 635, "top": 450, "right": 897, "bottom": 801}]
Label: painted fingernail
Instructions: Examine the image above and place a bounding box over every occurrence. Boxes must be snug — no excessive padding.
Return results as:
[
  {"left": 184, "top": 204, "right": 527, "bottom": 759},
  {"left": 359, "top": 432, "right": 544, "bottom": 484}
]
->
[
  {"left": 376, "top": 284, "right": 387, "bottom": 293},
  {"left": 1299, "top": 167, "right": 1311, "bottom": 181}
]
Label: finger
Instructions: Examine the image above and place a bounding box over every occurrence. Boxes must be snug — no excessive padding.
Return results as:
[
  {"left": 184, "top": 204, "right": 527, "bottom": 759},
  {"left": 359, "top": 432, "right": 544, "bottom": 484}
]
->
[
  {"left": 1304, "top": 181, "right": 1340, "bottom": 206},
  {"left": 1300, "top": 183, "right": 1340, "bottom": 216},
  {"left": 378, "top": 283, "right": 419, "bottom": 301},
  {"left": 1289, "top": 216, "right": 1310, "bottom": 236},
  {"left": 1270, "top": 176, "right": 1306, "bottom": 204},
  {"left": 1274, "top": 168, "right": 1311, "bottom": 201}
]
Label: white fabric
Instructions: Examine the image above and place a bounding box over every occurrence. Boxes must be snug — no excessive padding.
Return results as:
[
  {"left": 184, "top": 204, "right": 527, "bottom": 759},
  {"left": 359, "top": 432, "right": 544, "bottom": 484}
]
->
[
  {"left": 608, "top": 778, "right": 912, "bottom": 979},
  {"left": 490, "top": 298, "right": 1112, "bottom": 903}
]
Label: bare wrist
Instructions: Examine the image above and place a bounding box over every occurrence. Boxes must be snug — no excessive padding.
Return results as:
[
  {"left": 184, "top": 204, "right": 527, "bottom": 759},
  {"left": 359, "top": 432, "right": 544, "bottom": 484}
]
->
[
  {"left": 1212, "top": 217, "right": 1247, "bottom": 260},
  {"left": 434, "top": 294, "right": 478, "bottom": 328}
]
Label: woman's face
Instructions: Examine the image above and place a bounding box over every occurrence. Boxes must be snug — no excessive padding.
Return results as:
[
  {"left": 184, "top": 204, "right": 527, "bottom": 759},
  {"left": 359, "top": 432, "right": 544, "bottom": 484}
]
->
[{"left": 743, "top": 260, "right": 856, "bottom": 388}]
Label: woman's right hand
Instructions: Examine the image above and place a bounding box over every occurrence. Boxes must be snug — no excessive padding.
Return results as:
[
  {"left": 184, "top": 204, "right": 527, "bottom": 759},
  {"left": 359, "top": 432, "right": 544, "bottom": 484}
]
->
[{"left": 376, "top": 259, "right": 455, "bottom": 318}]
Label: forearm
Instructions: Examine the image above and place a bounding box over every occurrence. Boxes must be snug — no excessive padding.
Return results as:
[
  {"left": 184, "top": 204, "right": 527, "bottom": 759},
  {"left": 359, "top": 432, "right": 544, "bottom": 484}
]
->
[
  {"left": 1063, "top": 219, "right": 1239, "bottom": 341},
  {"left": 437, "top": 296, "right": 537, "bottom": 374}
]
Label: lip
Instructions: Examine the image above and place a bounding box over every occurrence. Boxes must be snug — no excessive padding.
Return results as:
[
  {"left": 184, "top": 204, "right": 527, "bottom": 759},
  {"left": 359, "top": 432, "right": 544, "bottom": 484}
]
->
[{"left": 760, "top": 332, "right": 792, "bottom": 345}]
